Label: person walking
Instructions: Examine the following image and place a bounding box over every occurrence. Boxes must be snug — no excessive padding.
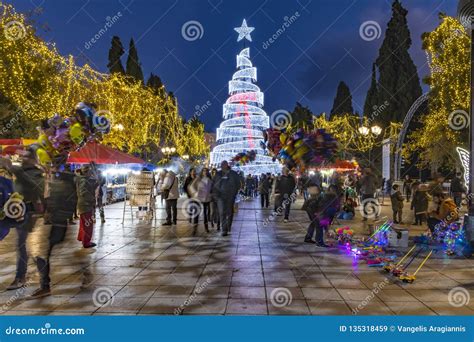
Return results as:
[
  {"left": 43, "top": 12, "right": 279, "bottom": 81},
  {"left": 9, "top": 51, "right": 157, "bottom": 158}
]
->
[
  {"left": 0, "top": 150, "right": 44, "bottom": 291},
  {"left": 183, "top": 168, "right": 197, "bottom": 223},
  {"left": 450, "top": 172, "right": 464, "bottom": 208},
  {"left": 31, "top": 169, "right": 76, "bottom": 298},
  {"left": 403, "top": 175, "right": 413, "bottom": 202},
  {"left": 390, "top": 184, "right": 404, "bottom": 224},
  {"left": 359, "top": 168, "right": 378, "bottom": 221},
  {"left": 412, "top": 184, "right": 429, "bottom": 225},
  {"left": 259, "top": 173, "right": 270, "bottom": 208},
  {"left": 210, "top": 168, "right": 220, "bottom": 231},
  {"left": 156, "top": 170, "right": 168, "bottom": 205},
  {"left": 76, "top": 165, "right": 99, "bottom": 248},
  {"left": 189, "top": 167, "right": 213, "bottom": 234},
  {"left": 274, "top": 167, "right": 296, "bottom": 223},
  {"left": 212, "top": 160, "right": 241, "bottom": 236},
  {"left": 161, "top": 170, "right": 179, "bottom": 226}
]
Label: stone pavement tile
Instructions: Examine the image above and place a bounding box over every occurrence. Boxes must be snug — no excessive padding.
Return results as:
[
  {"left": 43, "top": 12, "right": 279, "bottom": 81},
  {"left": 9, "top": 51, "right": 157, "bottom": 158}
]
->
[
  {"left": 226, "top": 298, "right": 268, "bottom": 315},
  {"left": 194, "top": 286, "right": 229, "bottom": 299},
  {"left": 338, "top": 289, "right": 382, "bottom": 301},
  {"left": 198, "top": 275, "right": 232, "bottom": 287},
  {"left": 424, "top": 302, "right": 474, "bottom": 315},
  {"left": 264, "top": 274, "right": 299, "bottom": 287},
  {"left": 307, "top": 300, "right": 352, "bottom": 315},
  {"left": 96, "top": 297, "right": 150, "bottom": 314},
  {"left": 406, "top": 289, "right": 451, "bottom": 302},
  {"left": 50, "top": 284, "right": 83, "bottom": 297},
  {"left": 139, "top": 297, "right": 185, "bottom": 314},
  {"left": 301, "top": 287, "right": 343, "bottom": 301},
  {"left": 347, "top": 301, "right": 394, "bottom": 315},
  {"left": 13, "top": 295, "right": 72, "bottom": 312},
  {"left": 229, "top": 286, "right": 266, "bottom": 299},
  {"left": 115, "top": 285, "right": 158, "bottom": 298},
  {"left": 266, "top": 286, "right": 304, "bottom": 300},
  {"left": 48, "top": 311, "right": 93, "bottom": 316},
  {"left": 151, "top": 285, "right": 194, "bottom": 298},
  {"left": 93, "top": 275, "right": 137, "bottom": 286},
  {"left": 330, "top": 277, "right": 367, "bottom": 289},
  {"left": 231, "top": 274, "right": 265, "bottom": 287},
  {"left": 1, "top": 310, "right": 53, "bottom": 315},
  {"left": 139, "top": 268, "right": 174, "bottom": 277},
  {"left": 73, "top": 285, "right": 123, "bottom": 298},
  {"left": 384, "top": 301, "right": 436, "bottom": 315},
  {"left": 54, "top": 297, "right": 100, "bottom": 312},
  {"left": 268, "top": 299, "right": 310, "bottom": 315},
  {"left": 182, "top": 298, "right": 228, "bottom": 314},
  {"left": 375, "top": 289, "right": 419, "bottom": 302},
  {"left": 296, "top": 276, "right": 333, "bottom": 288},
  {"left": 127, "top": 275, "right": 167, "bottom": 286}
]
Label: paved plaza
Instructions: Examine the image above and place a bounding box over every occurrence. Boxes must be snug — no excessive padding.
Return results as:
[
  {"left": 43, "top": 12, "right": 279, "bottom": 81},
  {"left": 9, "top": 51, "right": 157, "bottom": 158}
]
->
[{"left": 0, "top": 198, "right": 473, "bottom": 316}]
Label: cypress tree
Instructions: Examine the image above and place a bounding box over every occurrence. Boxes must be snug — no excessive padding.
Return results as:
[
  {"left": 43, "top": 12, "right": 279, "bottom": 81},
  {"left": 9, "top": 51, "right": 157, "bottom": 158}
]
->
[
  {"left": 126, "top": 38, "right": 144, "bottom": 83},
  {"left": 290, "top": 102, "right": 314, "bottom": 129},
  {"left": 375, "top": 0, "right": 422, "bottom": 124},
  {"left": 330, "top": 81, "right": 353, "bottom": 116},
  {"left": 363, "top": 63, "right": 379, "bottom": 119},
  {"left": 107, "top": 36, "right": 125, "bottom": 74},
  {"left": 146, "top": 73, "right": 164, "bottom": 96}
]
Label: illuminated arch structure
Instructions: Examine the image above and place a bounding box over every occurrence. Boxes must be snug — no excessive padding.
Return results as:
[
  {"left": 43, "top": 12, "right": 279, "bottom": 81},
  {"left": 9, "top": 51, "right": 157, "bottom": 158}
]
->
[
  {"left": 210, "top": 47, "right": 281, "bottom": 174},
  {"left": 393, "top": 92, "right": 429, "bottom": 180}
]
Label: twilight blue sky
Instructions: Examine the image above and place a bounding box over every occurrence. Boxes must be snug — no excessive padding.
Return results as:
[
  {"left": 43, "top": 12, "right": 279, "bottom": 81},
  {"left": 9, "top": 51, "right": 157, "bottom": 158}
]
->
[{"left": 10, "top": 0, "right": 457, "bottom": 131}]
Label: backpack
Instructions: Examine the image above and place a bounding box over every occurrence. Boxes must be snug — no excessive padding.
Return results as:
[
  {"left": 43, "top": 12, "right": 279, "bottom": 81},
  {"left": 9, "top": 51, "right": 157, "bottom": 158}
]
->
[{"left": 0, "top": 174, "right": 26, "bottom": 240}]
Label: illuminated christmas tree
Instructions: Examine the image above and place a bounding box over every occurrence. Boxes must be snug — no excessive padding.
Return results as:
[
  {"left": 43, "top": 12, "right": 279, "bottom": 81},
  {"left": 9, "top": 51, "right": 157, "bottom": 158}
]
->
[{"left": 210, "top": 19, "right": 281, "bottom": 174}]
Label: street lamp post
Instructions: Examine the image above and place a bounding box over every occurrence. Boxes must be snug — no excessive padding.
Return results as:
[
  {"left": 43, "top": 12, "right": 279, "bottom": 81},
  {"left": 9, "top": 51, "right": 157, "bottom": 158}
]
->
[
  {"left": 358, "top": 125, "right": 382, "bottom": 167},
  {"left": 161, "top": 146, "right": 176, "bottom": 159},
  {"left": 458, "top": 0, "right": 474, "bottom": 254}
]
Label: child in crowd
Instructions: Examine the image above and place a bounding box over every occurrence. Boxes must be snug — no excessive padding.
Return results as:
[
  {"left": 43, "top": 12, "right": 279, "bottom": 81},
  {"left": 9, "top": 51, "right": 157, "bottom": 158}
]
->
[
  {"left": 337, "top": 197, "right": 356, "bottom": 220},
  {"left": 390, "top": 184, "right": 404, "bottom": 224}
]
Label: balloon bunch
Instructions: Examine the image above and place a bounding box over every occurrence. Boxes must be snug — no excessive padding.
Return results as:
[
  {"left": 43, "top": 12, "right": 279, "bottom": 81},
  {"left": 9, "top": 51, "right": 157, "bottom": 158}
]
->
[
  {"left": 32, "top": 102, "right": 110, "bottom": 167},
  {"left": 263, "top": 128, "right": 337, "bottom": 169},
  {"left": 0, "top": 170, "right": 26, "bottom": 240},
  {"left": 231, "top": 150, "right": 257, "bottom": 166}
]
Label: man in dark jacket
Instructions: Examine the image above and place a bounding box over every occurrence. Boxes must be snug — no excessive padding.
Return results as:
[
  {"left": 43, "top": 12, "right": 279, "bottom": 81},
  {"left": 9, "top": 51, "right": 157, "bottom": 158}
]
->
[
  {"left": 450, "top": 173, "right": 464, "bottom": 208},
  {"left": 0, "top": 150, "right": 44, "bottom": 291},
  {"left": 32, "top": 168, "right": 77, "bottom": 298},
  {"left": 274, "top": 167, "right": 296, "bottom": 222},
  {"left": 212, "top": 160, "right": 241, "bottom": 236},
  {"left": 259, "top": 174, "right": 271, "bottom": 208}
]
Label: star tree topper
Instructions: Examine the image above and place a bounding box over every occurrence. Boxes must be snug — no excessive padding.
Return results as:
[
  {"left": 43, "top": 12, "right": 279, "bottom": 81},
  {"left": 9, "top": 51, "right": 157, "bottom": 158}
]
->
[{"left": 234, "top": 19, "right": 254, "bottom": 42}]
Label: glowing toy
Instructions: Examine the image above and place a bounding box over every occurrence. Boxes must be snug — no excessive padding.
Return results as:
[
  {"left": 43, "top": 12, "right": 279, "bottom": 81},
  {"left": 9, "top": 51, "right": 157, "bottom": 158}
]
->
[
  {"left": 399, "top": 250, "right": 433, "bottom": 283},
  {"left": 384, "top": 245, "right": 417, "bottom": 274}
]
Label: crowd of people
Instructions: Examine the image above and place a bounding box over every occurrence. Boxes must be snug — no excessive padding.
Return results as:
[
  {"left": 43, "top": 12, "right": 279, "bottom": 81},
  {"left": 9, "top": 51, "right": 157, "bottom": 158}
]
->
[{"left": 0, "top": 148, "right": 465, "bottom": 299}]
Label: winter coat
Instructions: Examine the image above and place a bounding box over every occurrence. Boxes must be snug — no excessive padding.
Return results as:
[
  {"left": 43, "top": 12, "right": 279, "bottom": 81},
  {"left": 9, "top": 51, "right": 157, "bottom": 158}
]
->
[
  {"left": 431, "top": 198, "right": 459, "bottom": 222},
  {"left": 390, "top": 190, "right": 404, "bottom": 211},
  {"left": 183, "top": 175, "right": 195, "bottom": 198},
  {"left": 359, "top": 174, "right": 377, "bottom": 195},
  {"left": 411, "top": 190, "right": 429, "bottom": 214},
  {"left": 212, "top": 169, "right": 241, "bottom": 200},
  {"left": 275, "top": 175, "right": 296, "bottom": 196},
  {"left": 451, "top": 177, "right": 464, "bottom": 193},
  {"left": 10, "top": 165, "right": 44, "bottom": 206},
  {"left": 161, "top": 171, "right": 179, "bottom": 200},
  {"left": 259, "top": 176, "right": 271, "bottom": 194},
  {"left": 76, "top": 173, "right": 98, "bottom": 215},
  {"left": 47, "top": 171, "right": 77, "bottom": 224},
  {"left": 190, "top": 176, "right": 212, "bottom": 203}
]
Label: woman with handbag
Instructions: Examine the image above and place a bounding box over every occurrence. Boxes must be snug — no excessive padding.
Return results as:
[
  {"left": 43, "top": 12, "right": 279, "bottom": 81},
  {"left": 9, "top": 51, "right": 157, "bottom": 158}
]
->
[{"left": 189, "top": 168, "right": 213, "bottom": 234}]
